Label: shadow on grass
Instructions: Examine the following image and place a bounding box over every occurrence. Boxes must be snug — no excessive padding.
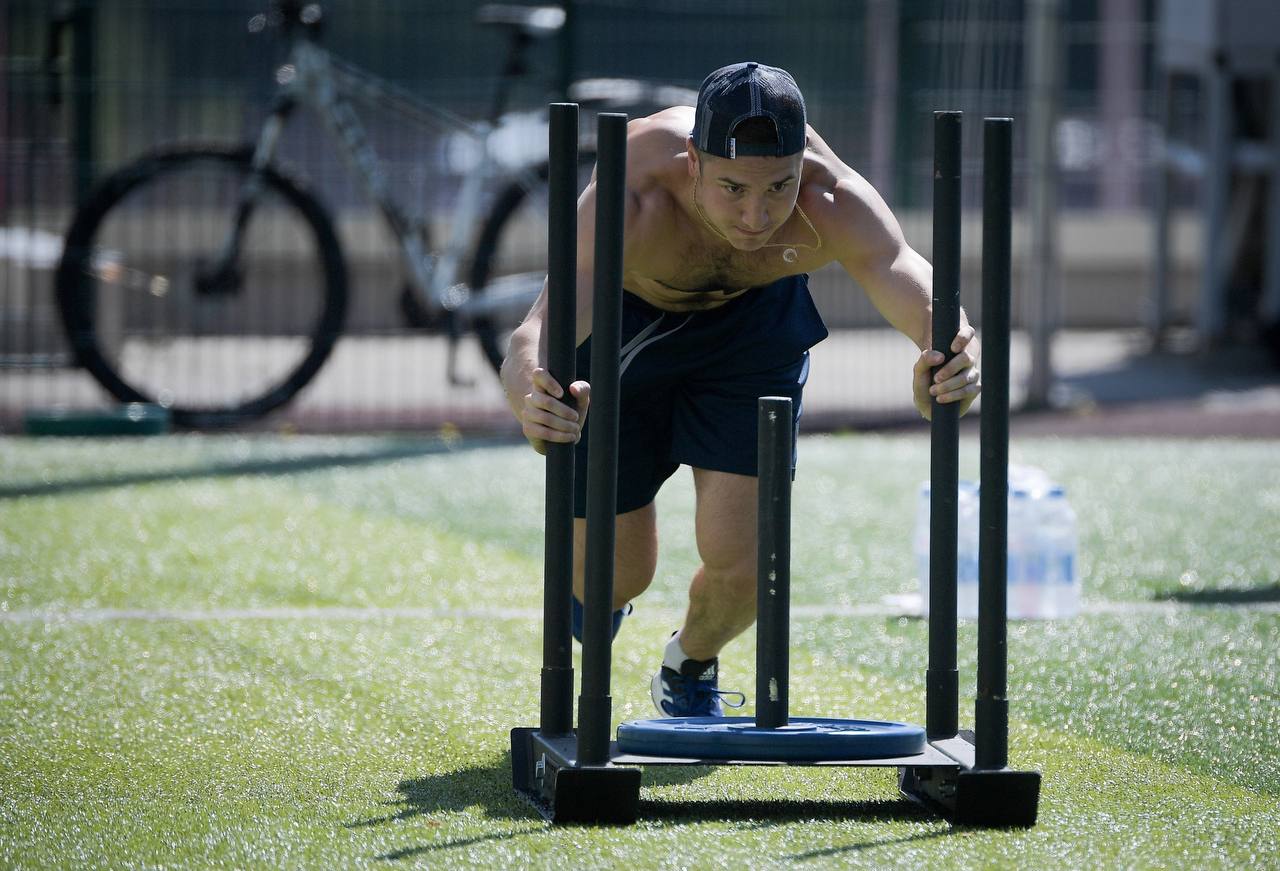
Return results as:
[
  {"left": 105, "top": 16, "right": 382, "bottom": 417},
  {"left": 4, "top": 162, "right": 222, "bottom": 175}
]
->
[
  {"left": 1155, "top": 581, "right": 1280, "bottom": 605},
  {"left": 640, "top": 796, "right": 932, "bottom": 825},
  {"left": 346, "top": 750, "right": 532, "bottom": 860},
  {"left": 784, "top": 822, "right": 960, "bottom": 861},
  {"left": 348, "top": 752, "right": 527, "bottom": 829},
  {"left": 350, "top": 753, "right": 951, "bottom": 860},
  {"left": 638, "top": 794, "right": 959, "bottom": 858},
  {"left": 349, "top": 751, "right": 702, "bottom": 860},
  {"left": 640, "top": 765, "right": 721, "bottom": 788},
  {"left": 0, "top": 435, "right": 519, "bottom": 499},
  {"left": 347, "top": 751, "right": 716, "bottom": 826},
  {"left": 376, "top": 831, "right": 525, "bottom": 862}
]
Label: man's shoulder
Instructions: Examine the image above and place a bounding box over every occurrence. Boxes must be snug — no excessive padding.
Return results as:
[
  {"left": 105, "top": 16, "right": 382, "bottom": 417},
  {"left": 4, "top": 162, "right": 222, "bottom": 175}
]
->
[
  {"left": 628, "top": 106, "right": 696, "bottom": 144},
  {"left": 800, "top": 132, "right": 883, "bottom": 216},
  {"left": 799, "top": 127, "right": 857, "bottom": 196},
  {"left": 620, "top": 108, "right": 692, "bottom": 227},
  {"left": 798, "top": 130, "right": 907, "bottom": 262},
  {"left": 624, "top": 108, "right": 692, "bottom": 174}
]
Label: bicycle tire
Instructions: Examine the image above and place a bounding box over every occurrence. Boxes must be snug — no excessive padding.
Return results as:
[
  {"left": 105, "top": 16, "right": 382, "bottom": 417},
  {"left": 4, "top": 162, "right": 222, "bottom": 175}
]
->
[
  {"left": 55, "top": 145, "right": 347, "bottom": 429},
  {"left": 468, "top": 151, "right": 597, "bottom": 374}
]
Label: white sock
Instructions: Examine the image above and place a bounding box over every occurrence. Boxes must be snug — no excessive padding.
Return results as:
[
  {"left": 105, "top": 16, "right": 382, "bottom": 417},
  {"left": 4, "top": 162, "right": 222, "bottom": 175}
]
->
[{"left": 663, "top": 631, "right": 692, "bottom": 671}]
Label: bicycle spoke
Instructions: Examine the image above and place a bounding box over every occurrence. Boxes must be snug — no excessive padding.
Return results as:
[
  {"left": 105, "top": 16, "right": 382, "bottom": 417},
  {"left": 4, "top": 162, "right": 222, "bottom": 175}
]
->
[{"left": 58, "top": 148, "right": 346, "bottom": 426}]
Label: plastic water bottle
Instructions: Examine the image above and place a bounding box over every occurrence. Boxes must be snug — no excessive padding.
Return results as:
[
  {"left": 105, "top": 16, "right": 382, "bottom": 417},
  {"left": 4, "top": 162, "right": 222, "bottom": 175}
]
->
[
  {"left": 1006, "top": 488, "right": 1049, "bottom": 619},
  {"left": 914, "top": 481, "right": 980, "bottom": 618},
  {"left": 1041, "top": 486, "right": 1080, "bottom": 618},
  {"left": 912, "top": 470, "right": 1079, "bottom": 621}
]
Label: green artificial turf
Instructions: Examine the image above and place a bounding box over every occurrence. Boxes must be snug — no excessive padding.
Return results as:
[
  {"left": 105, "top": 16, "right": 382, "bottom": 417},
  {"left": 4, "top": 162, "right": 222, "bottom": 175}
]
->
[{"left": 1, "top": 433, "right": 1277, "bottom": 869}]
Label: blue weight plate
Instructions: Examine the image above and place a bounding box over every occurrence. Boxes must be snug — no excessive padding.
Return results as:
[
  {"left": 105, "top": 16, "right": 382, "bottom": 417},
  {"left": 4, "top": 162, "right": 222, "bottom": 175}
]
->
[{"left": 616, "top": 716, "right": 926, "bottom": 761}]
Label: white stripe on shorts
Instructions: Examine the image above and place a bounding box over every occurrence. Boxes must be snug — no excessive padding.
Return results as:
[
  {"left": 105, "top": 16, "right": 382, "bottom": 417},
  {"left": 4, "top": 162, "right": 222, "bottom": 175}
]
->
[{"left": 618, "top": 314, "right": 693, "bottom": 377}]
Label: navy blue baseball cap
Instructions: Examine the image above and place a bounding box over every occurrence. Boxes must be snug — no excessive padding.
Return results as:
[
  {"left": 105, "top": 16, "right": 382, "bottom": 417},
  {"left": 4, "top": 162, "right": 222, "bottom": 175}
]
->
[{"left": 691, "top": 61, "right": 807, "bottom": 159}]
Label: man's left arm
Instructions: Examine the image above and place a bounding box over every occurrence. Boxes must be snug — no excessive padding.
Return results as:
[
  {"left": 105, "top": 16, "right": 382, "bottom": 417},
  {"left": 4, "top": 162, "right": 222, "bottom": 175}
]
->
[{"left": 826, "top": 173, "right": 981, "bottom": 420}]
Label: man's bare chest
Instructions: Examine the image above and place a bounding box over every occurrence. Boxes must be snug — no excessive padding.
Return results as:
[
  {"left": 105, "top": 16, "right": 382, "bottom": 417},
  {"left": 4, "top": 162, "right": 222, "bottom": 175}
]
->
[
  {"left": 658, "top": 244, "right": 767, "bottom": 292},
  {"left": 627, "top": 237, "right": 824, "bottom": 310}
]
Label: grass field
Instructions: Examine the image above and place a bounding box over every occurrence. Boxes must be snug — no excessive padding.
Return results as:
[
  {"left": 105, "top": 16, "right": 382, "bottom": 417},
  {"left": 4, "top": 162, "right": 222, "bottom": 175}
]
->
[{"left": 1, "top": 432, "right": 1277, "bottom": 869}]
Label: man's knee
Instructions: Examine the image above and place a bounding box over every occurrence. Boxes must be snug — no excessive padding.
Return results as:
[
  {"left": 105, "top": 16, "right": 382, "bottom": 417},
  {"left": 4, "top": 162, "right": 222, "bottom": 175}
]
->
[
  {"left": 573, "top": 505, "right": 658, "bottom": 603},
  {"left": 695, "top": 516, "right": 757, "bottom": 598},
  {"left": 615, "top": 508, "right": 659, "bottom": 595},
  {"left": 692, "top": 468, "right": 758, "bottom": 591},
  {"left": 695, "top": 548, "right": 757, "bottom": 595}
]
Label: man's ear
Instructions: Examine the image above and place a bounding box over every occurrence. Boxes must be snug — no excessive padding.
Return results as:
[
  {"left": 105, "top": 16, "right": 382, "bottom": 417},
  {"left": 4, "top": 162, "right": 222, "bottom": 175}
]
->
[{"left": 686, "top": 137, "right": 699, "bottom": 178}]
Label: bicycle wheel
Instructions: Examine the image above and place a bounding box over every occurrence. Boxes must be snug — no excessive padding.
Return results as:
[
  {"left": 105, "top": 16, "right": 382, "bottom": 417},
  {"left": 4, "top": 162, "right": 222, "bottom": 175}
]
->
[
  {"left": 468, "top": 151, "right": 596, "bottom": 374},
  {"left": 56, "top": 145, "right": 347, "bottom": 429}
]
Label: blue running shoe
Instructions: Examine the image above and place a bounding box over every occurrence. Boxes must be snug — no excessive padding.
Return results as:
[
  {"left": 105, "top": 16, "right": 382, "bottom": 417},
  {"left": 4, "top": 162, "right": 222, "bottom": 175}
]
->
[
  {"left": 570, "top": 596, "right": 632, "bottom": 643},
  {"left": 650, "top": 656, "right": 746, "bottom": 717}
]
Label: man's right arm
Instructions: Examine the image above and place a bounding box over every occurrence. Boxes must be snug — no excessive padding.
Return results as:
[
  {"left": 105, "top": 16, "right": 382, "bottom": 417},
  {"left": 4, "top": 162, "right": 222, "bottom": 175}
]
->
[
  {"left": 499, "top": 180, "right": 599, "bottom": 453},
  {"left": 499, "top": 287, "right": 546, "bottom": 419}
]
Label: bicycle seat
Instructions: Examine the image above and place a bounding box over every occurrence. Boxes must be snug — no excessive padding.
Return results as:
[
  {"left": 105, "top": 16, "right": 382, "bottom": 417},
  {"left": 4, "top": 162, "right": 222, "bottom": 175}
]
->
[{"left": 475, "top": 4, "right": 566, "bottom": 38}]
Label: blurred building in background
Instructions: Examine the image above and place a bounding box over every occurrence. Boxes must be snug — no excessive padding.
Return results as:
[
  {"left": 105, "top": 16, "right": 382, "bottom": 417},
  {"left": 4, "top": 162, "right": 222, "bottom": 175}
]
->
[{"left": 1, "top": 0, "right": 1276, "bottom": 432}]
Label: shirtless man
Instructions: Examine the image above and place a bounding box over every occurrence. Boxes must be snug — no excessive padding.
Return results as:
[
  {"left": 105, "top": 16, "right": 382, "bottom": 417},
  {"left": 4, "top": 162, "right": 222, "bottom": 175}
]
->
[{"left": 501, "top": 62, "right": 981, "bottom": 717}]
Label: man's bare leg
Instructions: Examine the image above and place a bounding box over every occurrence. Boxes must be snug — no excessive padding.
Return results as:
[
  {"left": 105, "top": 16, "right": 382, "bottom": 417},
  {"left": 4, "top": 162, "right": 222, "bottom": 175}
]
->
[
  {"left": 572, "top": 503, "right": 658, "bottom": 610},
  {"left": 676, "top": 468, "right": 759, "bottom": 660}
]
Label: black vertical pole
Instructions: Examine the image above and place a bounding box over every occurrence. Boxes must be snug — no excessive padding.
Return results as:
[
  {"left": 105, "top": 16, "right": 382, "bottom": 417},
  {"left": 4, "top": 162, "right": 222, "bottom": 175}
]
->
[
  {"left": 556, "top": 0, "right": 577, "bottom": 102},
  {"left": 539, "top": 103, "right": 579, "bottom": 736},
  {"left": 976, "top": 117, "right": 1013, "bottom": 770},
  {"left": 577, "top": 112, "right": 627, "bottom": 766},
  {"left": 927, "top": 110, "right": 961, "bottom": 742},
  {"left": 755, "top": 396, "right": 792, "bottom": 729},
  {"left": 71, "top": 0, "right": 96, "bottom": 202}
]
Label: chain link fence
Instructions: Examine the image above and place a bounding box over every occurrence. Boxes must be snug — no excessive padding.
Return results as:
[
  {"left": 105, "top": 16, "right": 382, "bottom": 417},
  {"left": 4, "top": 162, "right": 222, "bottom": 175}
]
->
[{"left": 2, "top": 0, "right": 1185, "bottom": 433}]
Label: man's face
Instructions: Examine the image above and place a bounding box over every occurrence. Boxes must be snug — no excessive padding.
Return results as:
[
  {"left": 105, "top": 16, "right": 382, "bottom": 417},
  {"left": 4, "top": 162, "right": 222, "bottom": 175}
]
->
[{"left": 688, "top": 144, "right": 804, "bottom": 251}]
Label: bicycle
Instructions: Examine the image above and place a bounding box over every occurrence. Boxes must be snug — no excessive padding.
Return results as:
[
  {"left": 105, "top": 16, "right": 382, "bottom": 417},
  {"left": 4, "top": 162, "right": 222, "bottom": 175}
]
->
[{"left": 54, "top": 1, "right": 693, "bottom": 428}]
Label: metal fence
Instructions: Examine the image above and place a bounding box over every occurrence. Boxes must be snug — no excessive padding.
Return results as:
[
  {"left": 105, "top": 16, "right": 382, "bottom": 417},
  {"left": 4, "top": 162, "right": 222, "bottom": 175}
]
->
[{"left": 2, "top": 0, "right": 1188, "bottom": 433}]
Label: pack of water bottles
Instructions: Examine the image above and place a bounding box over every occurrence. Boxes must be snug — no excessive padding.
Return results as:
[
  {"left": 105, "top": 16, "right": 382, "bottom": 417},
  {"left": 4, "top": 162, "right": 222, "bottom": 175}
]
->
[{"left": 913, "top": 465, "right": 1080, "bottom": 620}]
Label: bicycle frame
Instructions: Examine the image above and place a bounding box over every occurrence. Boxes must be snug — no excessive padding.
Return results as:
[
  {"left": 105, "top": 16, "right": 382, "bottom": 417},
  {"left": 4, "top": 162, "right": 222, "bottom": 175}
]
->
[{"left": 251, "top": 35, "right": 542, "bottom": 318}]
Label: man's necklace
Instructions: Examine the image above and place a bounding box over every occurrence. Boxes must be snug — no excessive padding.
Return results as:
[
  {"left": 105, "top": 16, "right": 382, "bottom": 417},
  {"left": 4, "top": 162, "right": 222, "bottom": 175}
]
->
[{"left": 692, "top": 173, "right": 823, "bottom": 263}]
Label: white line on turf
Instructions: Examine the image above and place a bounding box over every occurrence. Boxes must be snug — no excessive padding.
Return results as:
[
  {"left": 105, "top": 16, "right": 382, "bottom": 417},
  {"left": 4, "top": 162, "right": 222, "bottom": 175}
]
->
[{"left": 1, "top": 599, "right": 1275, "bottom": 624}]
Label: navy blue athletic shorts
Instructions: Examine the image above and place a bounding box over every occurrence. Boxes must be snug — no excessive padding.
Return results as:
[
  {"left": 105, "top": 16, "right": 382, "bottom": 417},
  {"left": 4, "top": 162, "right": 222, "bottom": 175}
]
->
[{"left": 572, "top": 273, "right": 828, "bottom": 518}]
